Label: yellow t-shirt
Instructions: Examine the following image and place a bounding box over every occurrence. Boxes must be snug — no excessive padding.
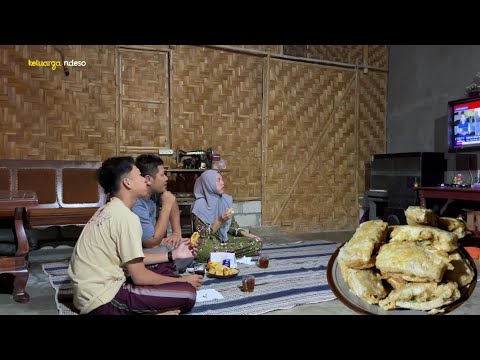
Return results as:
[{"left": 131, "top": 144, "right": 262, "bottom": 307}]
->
[{"left": 68, "top": 197, "right": 144, "bottom": 314}]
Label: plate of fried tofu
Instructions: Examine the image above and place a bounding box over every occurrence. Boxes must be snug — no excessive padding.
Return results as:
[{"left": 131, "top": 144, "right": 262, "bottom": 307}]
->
[
  {"left": 206, "top": 263, "right": 239, "bottom": 279},
  {"left": 327, "top": 217, "right": 477, "bottom": 315}
]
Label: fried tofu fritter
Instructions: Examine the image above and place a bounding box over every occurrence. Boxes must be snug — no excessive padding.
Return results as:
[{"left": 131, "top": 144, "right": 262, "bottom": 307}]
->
[
  {"left": 338, "top": 220, "right": 388, "bottom": 269},
  {"left": 378, "top": 282, "right": 460, "bottom": 311},
  {"left": 376, "top": 242, "right": 452, "bottom": 283}
]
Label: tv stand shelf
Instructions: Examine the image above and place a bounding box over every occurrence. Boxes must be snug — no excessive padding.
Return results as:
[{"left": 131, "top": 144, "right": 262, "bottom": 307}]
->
[
  {"left": 416, "top": 186, "right": 480, "bottom": 208},
  {"left": 417, "top": 186, "right": 480, "bottom": 239}
]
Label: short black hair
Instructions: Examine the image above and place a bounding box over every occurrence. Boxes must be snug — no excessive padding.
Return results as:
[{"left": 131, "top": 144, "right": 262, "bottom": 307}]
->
[
  {"left": 135, "top": 154, "right": 164, "bottom": 177},
  {"left": 97, "top": 156, "right": 135, "bottom": 196}
]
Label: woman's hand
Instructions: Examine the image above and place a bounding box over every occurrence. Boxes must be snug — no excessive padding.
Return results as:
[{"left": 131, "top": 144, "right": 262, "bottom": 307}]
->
[
  {"left": 219, "top": 210, "right": 233, "bottom": 223},
  {"left": 241, "top": 231, "right": 262, "bottom": 242}
]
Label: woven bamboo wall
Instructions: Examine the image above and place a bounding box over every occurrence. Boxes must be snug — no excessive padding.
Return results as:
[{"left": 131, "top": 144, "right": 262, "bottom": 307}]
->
[
  {"left": 263, "top": 61, "right": 387, "bottom": 232},
  {"left": 263, "top": 60, "right": 360, "bottom": 231},
  {"left": 171, "top": 46, "right": 263, "bottom": 198},
  {"left": 0, "top": 45, "right": 116, "bottom": 160},
  {"left": 230, "top": 45, "right": 282, "bottom": 55},
  {"left": 367, "top": 45, "right": 388, "bottom": 69},
  {"left": 0, "top": 44, "right": 387, "bottom": 232},
  {"left": 357, "top": 70, "right": 387, "bottom": 194},
  {"left": 283, "top": 45, "right": 388, "bottom": 68},
  {"left": 118, "top": 48, "right": 170, "bottom": 150}
]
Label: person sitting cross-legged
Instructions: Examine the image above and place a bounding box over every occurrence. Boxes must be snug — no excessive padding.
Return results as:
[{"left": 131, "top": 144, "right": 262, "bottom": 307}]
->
[
  {"left": 68, "top": 156, "right": 203, "bottom": 315},
  {"left": 192, "top": 170, "right": 263, "bottom": 263},
  {"left": 132, "top": 154, "right": 193, "bottom": 272}
]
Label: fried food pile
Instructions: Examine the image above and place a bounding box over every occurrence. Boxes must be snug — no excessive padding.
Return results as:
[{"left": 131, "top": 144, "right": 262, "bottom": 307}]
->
[
  {"left": 208, "top": 263, "right": 238, "bottom": 277},
  {"left": 337, "top": 207, "right": 474, "bottom": 313}
]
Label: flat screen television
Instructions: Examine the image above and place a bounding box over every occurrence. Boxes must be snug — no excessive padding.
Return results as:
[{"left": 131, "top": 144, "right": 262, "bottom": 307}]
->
[{"left": 448, "top": 95, "right": 480, "bottom": 152}]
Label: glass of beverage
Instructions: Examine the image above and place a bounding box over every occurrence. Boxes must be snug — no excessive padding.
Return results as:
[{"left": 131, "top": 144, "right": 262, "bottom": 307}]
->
[
  {"left": 194, "top": 264, "right": 206, "bottom": 277},
  {"left": 258, "top": 254, "right": 269, "bottom": 268},
  {"left": 242, "top": 275, "right": 255, "bottom": 293}
]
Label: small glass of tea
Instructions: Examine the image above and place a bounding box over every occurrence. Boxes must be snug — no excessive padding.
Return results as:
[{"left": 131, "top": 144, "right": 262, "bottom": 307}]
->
[
  {"left": 194, "top": 264, "right": 206, "bottom": 277},
  {"left": 258, "top": 254, "right": 269, "bottom": 268},
  {"left": 242, "top": 275, "right": 255, "bottom": 292}
]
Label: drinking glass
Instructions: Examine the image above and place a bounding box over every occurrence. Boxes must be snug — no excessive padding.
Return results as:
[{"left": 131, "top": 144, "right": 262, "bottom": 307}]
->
[
  {"left": 258, "top": 254, "right": 269, "bottom": 268},
  {"left": 242, "top": 275, "right": 255, "bottom": 292},
  {"left": 194, "top": 264, "right": 206, "bottom": 277}
]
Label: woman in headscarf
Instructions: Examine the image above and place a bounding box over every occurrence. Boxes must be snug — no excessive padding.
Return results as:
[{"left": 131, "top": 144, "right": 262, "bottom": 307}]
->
[{"left": 191, "top": 170, "right": 263, "bottom": 263}]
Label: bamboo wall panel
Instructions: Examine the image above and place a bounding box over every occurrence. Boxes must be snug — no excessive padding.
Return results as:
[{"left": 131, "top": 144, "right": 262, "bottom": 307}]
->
[
  {"left": 0, "top": 45, "right": 116, "bottom": 160},
  {"left": 0, "top": 45, "right": 47, "bottom": 158},
  {"left": 171, "top": 46, "right": 263, "bottom": 198},
  {"left": 120, "top": 50, "right": 168, "bottom": 102},
  {"left": 367, "top": 45, "right": 388, "bottom": 69},
  {"left": 282, "top": 45, "right": 305, "bottom": 58},
  {"left": 121, "top": 101, "right": 168, "bottom": 147},
  {"left": 119, "top": 49, "right": 170, "bottom": 149},
  {"left": 348, "top": 45, "right": 364, "bottom": 66},
  {"left": 231, "top": 45, "right": 282, "bottom": 54},
  {"left": 264, "top": 60, "right": 358, "bottom": 232},
  {"left": 283, "top": 45, "right": 350, "bottom": 63},
  {"left": 0, "top": 44, "right": 388, "bottom": 233},
  {"left": 283, "top": 45, "right": 388, "bottom": 69},
  {"left": 357, "top": 70, "right": 387, "bottom": 195}
]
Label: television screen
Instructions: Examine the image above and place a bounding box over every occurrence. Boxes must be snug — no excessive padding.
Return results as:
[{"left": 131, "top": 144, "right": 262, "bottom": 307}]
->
[{"left": 448, "top": 95, "right": 480, "bottom": 152}]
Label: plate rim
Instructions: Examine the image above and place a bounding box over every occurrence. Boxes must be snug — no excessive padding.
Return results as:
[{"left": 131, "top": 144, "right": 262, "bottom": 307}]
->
[{"left": 327, "top": 243, "right": 478, "bottom": 315}]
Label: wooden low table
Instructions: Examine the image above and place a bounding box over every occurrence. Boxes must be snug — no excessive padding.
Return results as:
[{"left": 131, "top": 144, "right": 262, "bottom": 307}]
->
[
  {"left": 0, "top": 190, "right": 38, "bottom": 303},
  {"left": 417, "top": 186, "right": 480, "bottom": 239},
  {"left": 417, "top": 186, "right": 480, "bottom": 208}
]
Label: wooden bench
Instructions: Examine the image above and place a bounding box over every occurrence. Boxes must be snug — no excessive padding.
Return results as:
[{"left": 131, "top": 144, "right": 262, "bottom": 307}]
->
[
  {"left": 0, "top": 160, "right": 105, "bottom": 302},
  {"left": 0, "top": 160, "right": 105, "bottom": 226}
]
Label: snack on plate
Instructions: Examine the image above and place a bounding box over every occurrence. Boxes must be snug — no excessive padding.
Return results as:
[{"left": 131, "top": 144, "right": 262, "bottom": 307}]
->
[
  {"left": 190, "top": 232, "right": 200, "bottom": 246},
  {"left": 343, "top": 267, "right": 388, "bottom": 305},
  {"left": 438, "top": 217, "right": 467, "bottom": 239},
  {"left": 376, "top": 242, "right": 452, "bottom": 283},
  {"left": 337, "top": 220, "right": 388, "bottom": 269},
  {"left": 335, "top": 206, "right": 475, "bottom": 313},
  {"left": 389, "top": 225, "right": 458, "bottom": 252},
  {"left": 405, "top": 206, "right": 438, "bottom": 227},
  {"left": 207, "top": 263, "right": 238, "bottom": 276},
  {"left": 378, "top": 282, "right": 460, "bottom": 311}
]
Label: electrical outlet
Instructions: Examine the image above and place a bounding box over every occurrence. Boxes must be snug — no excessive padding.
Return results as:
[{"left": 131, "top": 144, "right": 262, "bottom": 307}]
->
[{"left": 159, "top": 149, "right": 174, "bottom": 155}]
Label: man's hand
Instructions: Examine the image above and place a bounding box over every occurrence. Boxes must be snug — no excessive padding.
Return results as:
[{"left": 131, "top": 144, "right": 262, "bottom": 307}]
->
[
  {"left": 161, "top": 191, "right": 176, "bottom": 207},
  {"left": 176, "top": 237, "right": 196, "bottom": 254},
  {"left": 173, "top": 239, "right": 196, "bottom": 259},
  {"left": 182, "top": 274, "right": 203, "bottom": 289},
  {"left": 161, "top": 234, "right": 184, "bottom": 249}
]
